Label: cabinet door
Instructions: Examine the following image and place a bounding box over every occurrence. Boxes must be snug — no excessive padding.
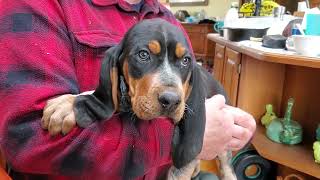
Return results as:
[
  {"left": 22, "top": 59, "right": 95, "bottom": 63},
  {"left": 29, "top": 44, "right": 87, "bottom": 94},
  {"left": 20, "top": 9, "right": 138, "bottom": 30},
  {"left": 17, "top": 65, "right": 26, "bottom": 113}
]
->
[
  {"left": 187, "top": 32, "right": 205, "bottom": 55},
  {"left": 222, "top": 47, "right": 241, "bottom": 106},
  {"left": 213, "top": 43, "right": 225, "bottom": 83}
]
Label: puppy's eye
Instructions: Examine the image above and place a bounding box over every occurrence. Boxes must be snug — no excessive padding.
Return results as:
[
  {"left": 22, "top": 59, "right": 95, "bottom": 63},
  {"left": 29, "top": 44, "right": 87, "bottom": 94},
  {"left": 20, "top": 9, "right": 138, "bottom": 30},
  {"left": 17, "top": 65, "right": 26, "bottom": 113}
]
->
[
  {"left": 138, "top": 50, "right": 150, "bottom": 62},
  {"left": 181, "top": 57, "right": 191, "bottom": 67}
]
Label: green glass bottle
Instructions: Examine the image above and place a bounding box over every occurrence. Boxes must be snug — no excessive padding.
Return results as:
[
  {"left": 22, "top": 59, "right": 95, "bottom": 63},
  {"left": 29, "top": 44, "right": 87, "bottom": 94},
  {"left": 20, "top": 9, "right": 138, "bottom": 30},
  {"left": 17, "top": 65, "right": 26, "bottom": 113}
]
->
[
  {"left": 316, "top": 124, "right": 320, "bottom": 141},
  {"left": 280, "top": 98, "right": 303, "bottom": 145}
]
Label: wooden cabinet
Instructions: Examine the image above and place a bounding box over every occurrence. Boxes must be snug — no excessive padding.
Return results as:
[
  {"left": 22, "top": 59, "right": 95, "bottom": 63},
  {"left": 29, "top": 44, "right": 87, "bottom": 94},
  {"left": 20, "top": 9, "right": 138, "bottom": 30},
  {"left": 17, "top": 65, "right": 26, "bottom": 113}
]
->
[
  {"left": 181, "top": 23, "right": 215, "bottom": 71},
  {"left": 208, "top": 34, "right": 320, "bottom": 179},
  {"left": 184, "top": 25, "right": 207, "bottom": 54},
  {"left": 213, "top": 44, "right": 225, "bottom": 82},
  {"left": 222, "top": 48, "right": 241, "bottom": 106},
  {"left": 213, "top": 45, "right": 241, "bottom": 106},
  {"left": 311, "top": 0, "right": 320, "bottom": 7}
]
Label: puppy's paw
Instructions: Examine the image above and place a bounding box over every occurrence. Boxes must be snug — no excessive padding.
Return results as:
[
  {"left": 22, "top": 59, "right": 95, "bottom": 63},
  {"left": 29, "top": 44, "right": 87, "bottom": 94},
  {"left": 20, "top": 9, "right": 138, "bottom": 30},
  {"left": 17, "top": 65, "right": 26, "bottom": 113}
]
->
[
  {"left": 221, "top": 175, "right": 237, "bottom": 180},
  {"left": 41, "top": 94, "right": 77, "bottom": 136},
  {"left": 167, "top": 159, "right": 200, "bottom": 180},
  {"left": 218, "top": 151, "right": 237, "bottom": 180}
]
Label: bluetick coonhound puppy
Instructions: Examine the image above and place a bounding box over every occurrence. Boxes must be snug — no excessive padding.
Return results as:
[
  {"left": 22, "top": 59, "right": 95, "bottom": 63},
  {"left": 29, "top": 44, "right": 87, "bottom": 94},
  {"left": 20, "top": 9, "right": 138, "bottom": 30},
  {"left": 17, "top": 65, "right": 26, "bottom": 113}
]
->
[{"left": 42, "top": 18, "right": 236, "bottom": 180}]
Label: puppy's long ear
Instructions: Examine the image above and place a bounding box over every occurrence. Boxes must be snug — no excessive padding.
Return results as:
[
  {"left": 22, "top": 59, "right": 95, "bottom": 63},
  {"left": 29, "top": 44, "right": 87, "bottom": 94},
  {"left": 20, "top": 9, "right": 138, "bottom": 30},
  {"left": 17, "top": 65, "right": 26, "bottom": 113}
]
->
[
  {"left": 74, "top": 43, "right": 123, "bottom": 127},
  {"left": 172, "top": 64, "right": 228, "bottom": 169}
]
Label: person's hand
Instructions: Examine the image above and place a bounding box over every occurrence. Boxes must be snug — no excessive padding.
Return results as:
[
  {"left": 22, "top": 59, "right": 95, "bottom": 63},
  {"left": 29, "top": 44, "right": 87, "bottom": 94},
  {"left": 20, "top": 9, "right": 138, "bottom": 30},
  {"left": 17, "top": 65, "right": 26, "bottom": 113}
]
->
[
  {"left": 41, "top": 94, "right": 77, "bottom": 136},
  {"left": 223, "top": 104, "right": 256, "bottom": 151},
  {"left": 198, "top": 94, "right": 256, "bottom": 160}
]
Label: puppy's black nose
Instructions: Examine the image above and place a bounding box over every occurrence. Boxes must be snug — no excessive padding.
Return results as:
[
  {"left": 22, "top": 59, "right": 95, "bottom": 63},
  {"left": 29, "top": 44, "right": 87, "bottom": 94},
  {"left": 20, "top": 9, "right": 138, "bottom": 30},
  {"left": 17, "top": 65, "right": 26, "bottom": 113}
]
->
[{"left": 158, "top": 91, "right": 181, "bottom": 111}]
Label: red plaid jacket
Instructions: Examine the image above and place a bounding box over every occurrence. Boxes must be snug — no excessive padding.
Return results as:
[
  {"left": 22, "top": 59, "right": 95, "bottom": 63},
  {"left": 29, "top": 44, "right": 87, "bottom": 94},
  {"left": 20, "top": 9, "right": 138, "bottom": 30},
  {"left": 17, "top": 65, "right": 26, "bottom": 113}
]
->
[{"left": 0, "top": 0, "right": 192, "bottom": 179}]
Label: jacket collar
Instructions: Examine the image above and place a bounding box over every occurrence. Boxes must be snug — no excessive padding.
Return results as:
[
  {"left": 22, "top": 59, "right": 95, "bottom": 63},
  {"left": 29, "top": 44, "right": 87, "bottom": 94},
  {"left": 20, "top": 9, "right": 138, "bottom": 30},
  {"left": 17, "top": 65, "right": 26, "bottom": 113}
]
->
[{"left": 91, "top": 0, "right": 163, "bottom": 14}]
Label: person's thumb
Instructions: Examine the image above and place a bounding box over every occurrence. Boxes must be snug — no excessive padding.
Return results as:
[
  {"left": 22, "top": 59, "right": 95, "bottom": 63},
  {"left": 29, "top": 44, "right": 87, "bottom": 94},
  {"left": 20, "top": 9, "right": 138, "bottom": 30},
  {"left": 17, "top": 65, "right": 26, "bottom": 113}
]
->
[{"left": 206, "top": 94, "right": 226, "bottom": 110}]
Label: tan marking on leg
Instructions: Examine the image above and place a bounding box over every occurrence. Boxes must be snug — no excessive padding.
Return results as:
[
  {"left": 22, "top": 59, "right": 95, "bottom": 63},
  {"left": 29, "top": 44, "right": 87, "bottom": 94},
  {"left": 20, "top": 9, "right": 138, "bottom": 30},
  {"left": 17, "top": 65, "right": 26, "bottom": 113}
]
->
[
  {"left": 167, "top": 160, "right": 200, "bottom": 180},
  {"left": 218, "top": 151, "right": 237, "bottom": 180},
  {"left": 191, "top": 162, "right": 201, "bottom": 178},
  {"left": 42, "top": 94, "right": 76, "bottom": 136}
]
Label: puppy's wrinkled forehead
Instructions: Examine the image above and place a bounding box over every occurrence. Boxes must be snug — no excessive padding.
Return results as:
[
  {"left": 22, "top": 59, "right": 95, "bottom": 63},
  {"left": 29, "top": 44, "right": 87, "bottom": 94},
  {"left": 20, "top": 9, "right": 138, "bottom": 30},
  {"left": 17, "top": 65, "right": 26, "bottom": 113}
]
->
[{"left": 125, "top": 19, "right": 190, "bottom": 55}]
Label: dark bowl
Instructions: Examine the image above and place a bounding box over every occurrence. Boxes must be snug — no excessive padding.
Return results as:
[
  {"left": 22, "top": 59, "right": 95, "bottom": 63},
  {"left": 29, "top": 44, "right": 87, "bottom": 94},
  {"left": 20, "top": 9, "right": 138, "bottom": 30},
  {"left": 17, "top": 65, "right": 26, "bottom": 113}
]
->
[{"left": 224, "top": 28, "right": 269, "bottom": 42}]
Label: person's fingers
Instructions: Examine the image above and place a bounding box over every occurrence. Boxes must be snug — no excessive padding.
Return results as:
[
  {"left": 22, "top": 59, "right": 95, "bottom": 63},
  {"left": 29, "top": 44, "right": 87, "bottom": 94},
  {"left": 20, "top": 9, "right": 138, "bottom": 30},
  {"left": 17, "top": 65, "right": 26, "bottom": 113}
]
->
[
  {"left": 227, "top": 138, "right": 244, "bottom": 151},
  {"left": 206, "top": 94, "right": 226, "bottom": 110},
  {"left": 62, "top": 112, "right": 76, "bottom": 135},
  {"left": 225, "top": 105, "right": 246, "bottom": 115},
  {"left": 235, "top": 114, "right": 256, "bottom": 133},
  {"left": 224, "top": 105, "right": 256, "bottom": 133},
  {"left": 199, "top": 107, "right": 234, "bottom": 160},
  {"left": 231, "top": 124, "right": 251, "bottom": 142},
  {"left": 222, "top": 110, "right": 235, "bottom": 128}
]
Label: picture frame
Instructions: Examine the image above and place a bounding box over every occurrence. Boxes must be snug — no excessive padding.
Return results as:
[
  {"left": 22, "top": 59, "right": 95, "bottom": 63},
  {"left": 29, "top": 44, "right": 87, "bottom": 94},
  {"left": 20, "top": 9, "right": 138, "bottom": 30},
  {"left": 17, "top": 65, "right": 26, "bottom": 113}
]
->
[{"left": 167, "top": 0, "right": 208, "bottom": 6}]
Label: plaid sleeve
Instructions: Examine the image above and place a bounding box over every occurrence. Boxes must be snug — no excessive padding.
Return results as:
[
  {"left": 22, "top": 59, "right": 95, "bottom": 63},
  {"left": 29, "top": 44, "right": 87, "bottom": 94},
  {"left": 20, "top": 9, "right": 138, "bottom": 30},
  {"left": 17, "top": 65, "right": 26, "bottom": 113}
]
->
[{"left": 0, "top": 1, "right": 173, "bottom": 179}]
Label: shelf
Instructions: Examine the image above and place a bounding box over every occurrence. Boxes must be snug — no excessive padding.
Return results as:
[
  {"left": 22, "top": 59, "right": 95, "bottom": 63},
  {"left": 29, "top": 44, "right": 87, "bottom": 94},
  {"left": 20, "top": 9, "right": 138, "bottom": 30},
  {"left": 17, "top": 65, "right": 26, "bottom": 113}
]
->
[
  {"left": 252, "top": 125, "right": 320, "bottom": 178},
  {"left": 207, "top": 34, "right": 320, "bottom": 69}
]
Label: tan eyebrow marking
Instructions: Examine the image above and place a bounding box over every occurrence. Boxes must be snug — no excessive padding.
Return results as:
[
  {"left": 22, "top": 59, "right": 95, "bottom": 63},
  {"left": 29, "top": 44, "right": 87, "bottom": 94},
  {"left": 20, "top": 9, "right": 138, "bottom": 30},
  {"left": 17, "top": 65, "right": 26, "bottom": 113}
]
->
[
  {"left": 148, "top": 40, "right": 161, "bottom": 55},
  {"left": 175, "top": 43, "right": 186, "bottom": 58}
]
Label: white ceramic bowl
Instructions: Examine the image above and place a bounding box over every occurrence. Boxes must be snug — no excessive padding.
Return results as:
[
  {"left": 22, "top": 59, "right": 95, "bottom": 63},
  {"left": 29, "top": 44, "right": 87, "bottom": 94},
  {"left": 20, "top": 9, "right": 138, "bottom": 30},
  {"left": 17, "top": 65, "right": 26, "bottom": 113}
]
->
[{"left": 292, "top": 35, "right": 320, "bottom": 57}]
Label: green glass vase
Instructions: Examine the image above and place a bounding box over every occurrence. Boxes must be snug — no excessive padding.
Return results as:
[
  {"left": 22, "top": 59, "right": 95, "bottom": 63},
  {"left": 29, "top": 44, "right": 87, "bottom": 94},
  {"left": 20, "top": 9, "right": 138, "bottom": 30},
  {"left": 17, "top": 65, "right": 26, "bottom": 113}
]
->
[
  {"left": 316, "top": 124, "right": 320, "bottom": 141},
  {"left": 279, "top": 98, "right": 303, "bottom": 145},
  {"left": 266, "top": 98, "right": 303, "bottom": 145}
]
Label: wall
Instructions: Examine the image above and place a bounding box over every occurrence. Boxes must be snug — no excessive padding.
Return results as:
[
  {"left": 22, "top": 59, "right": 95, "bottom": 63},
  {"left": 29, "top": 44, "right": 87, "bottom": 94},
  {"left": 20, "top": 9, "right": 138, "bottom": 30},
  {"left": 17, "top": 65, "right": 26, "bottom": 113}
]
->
[{"left": 168, "top": 0, "right": 235, "bottom": 19}]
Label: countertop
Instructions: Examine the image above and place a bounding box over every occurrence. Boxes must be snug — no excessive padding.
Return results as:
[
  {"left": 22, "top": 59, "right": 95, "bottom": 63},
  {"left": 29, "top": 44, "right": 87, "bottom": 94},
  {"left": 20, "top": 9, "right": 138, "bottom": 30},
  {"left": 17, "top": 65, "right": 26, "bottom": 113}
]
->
[{"left": 207, "top": 34, "right": 320, "bottom": 69}]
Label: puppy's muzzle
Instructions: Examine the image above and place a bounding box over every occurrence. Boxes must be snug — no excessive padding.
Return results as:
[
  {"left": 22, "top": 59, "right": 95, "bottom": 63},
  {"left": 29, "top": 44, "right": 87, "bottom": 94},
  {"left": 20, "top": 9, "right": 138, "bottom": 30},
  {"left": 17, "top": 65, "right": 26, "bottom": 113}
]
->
[{"left": 158, "top": 90, "right": 181, "bottom": 112}]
